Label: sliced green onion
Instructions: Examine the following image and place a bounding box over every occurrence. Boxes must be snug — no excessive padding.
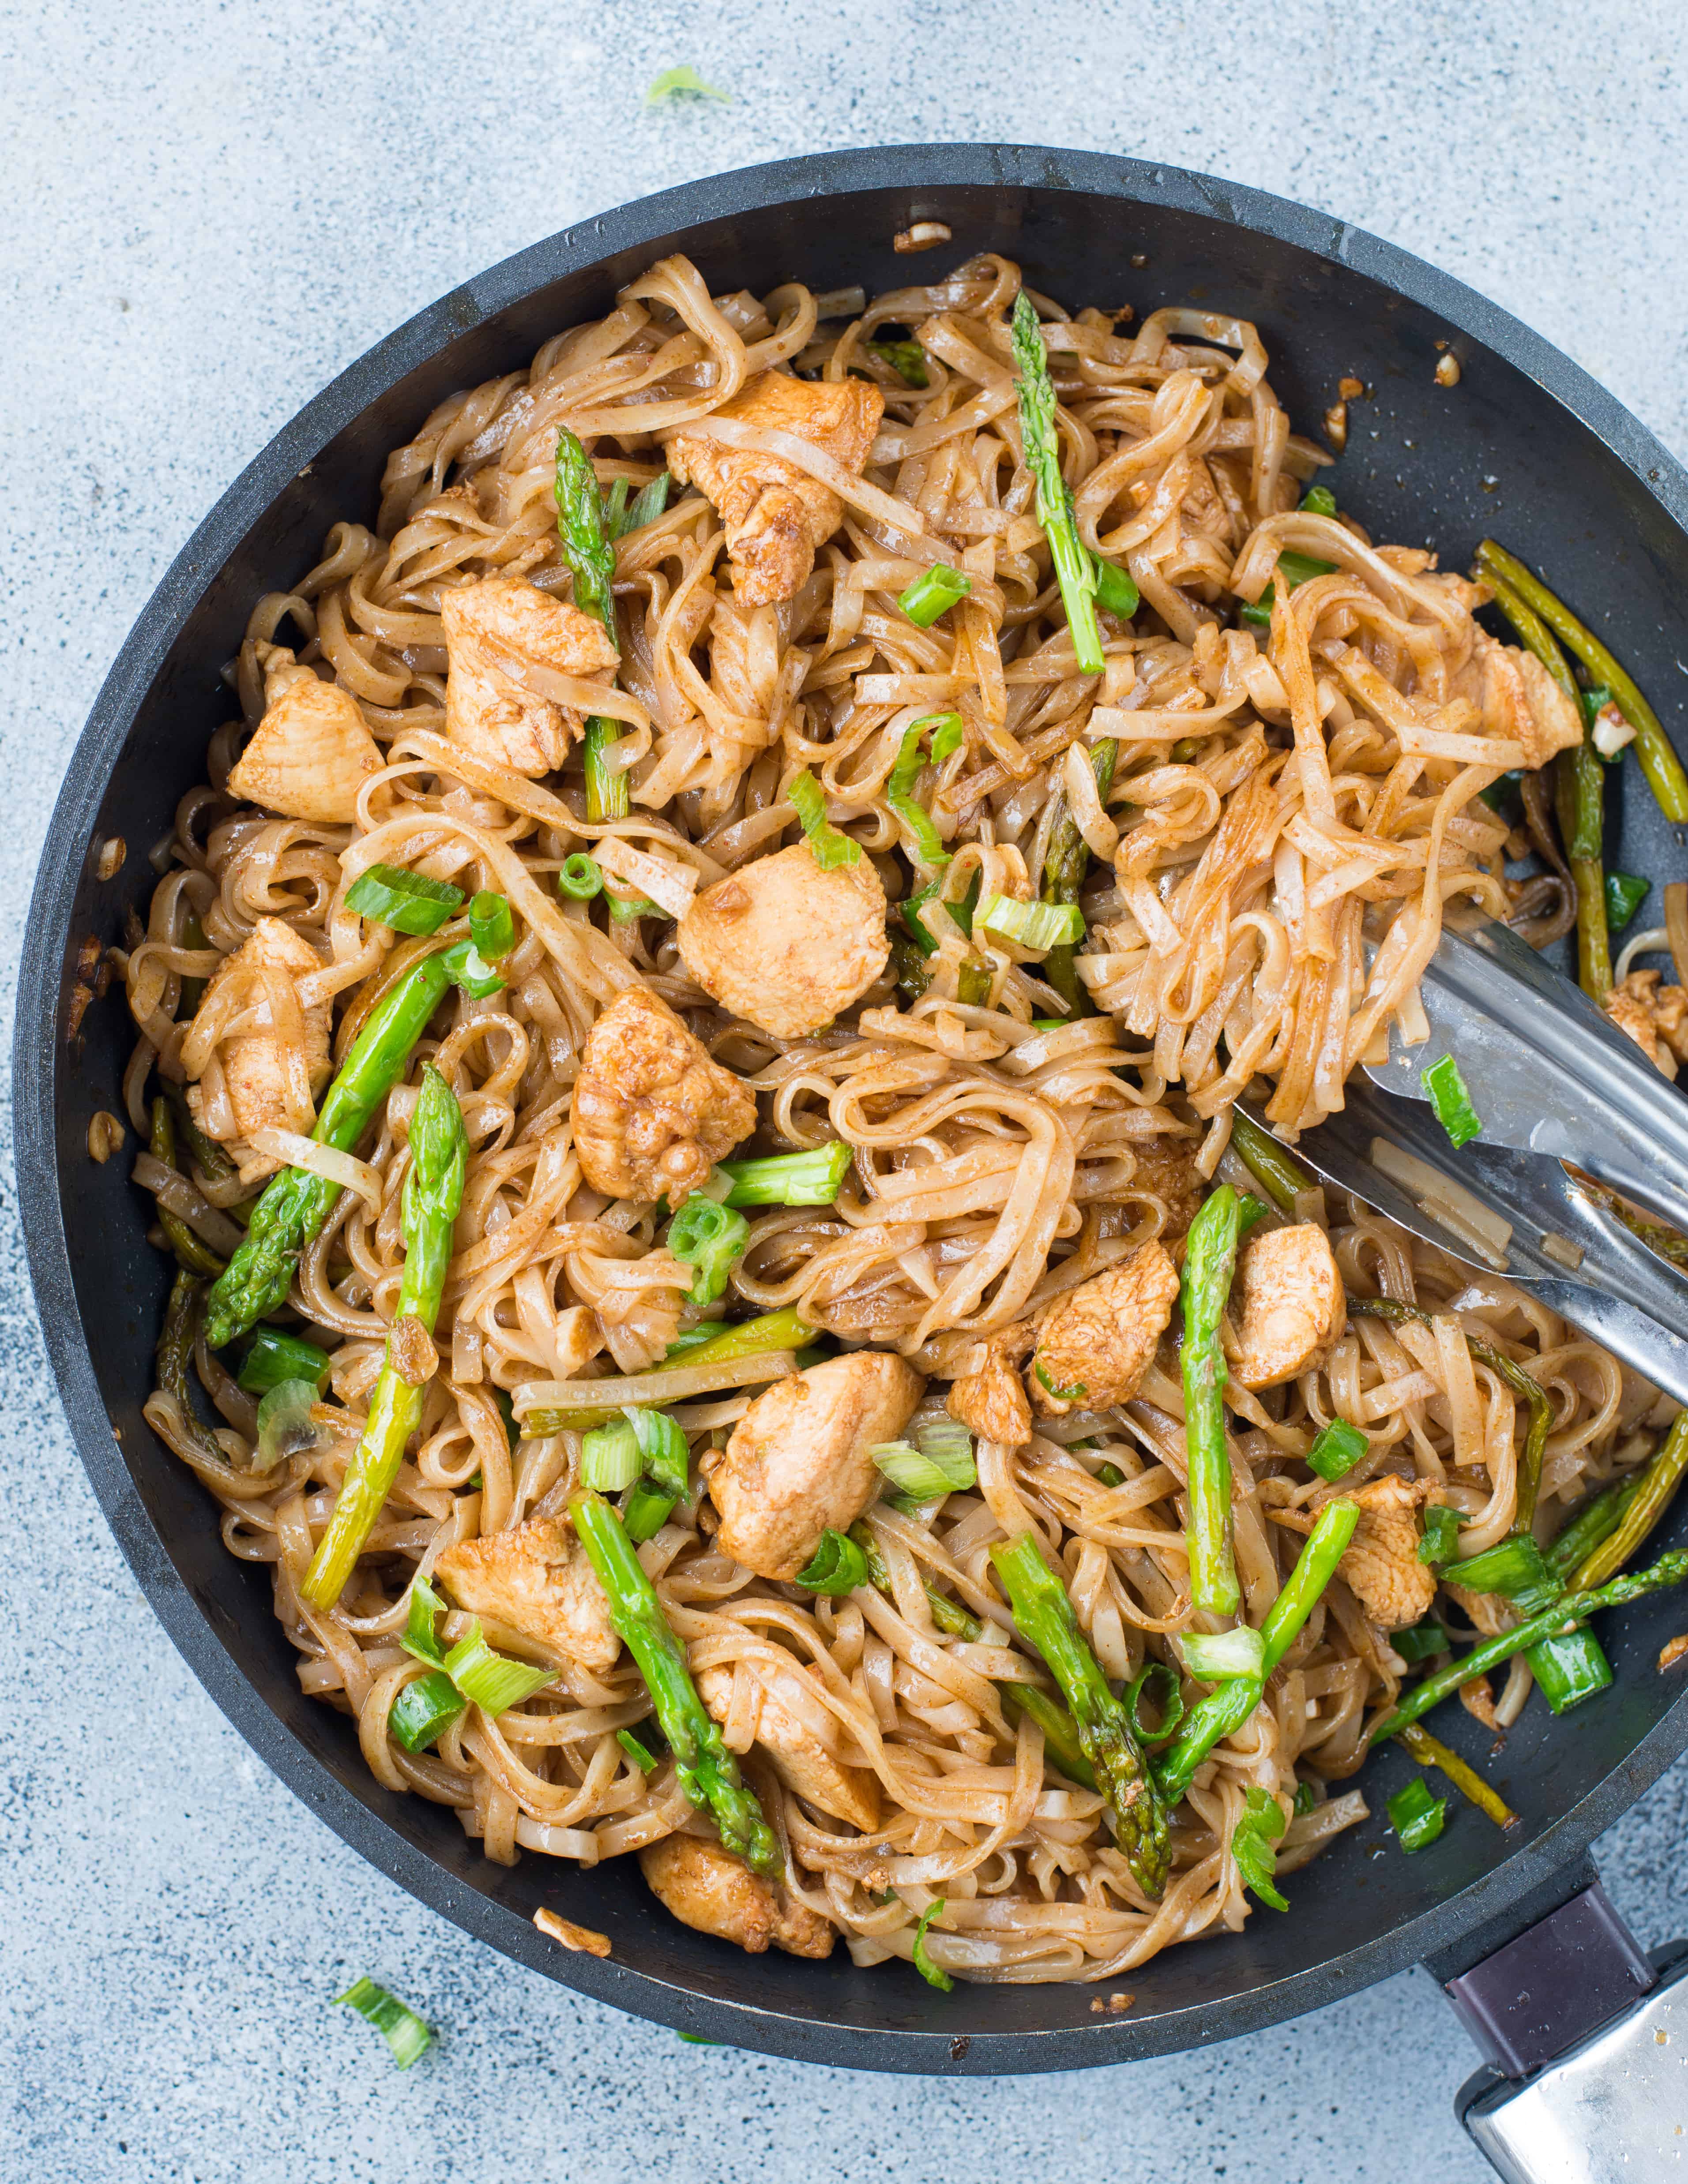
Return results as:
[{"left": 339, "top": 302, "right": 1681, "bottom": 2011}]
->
[
  {"left": 976, "top": 894, "right": 1084, "bottom": 950},
  {"left": 1033, "top": 1358, "right": 1086, "bottom": 1403},
  {"left": 910, "top": 1898, "right": 953, "bottom": 1990},
  {"left": 1232, "top": 1784, "right": 1289, "bottom": 1910},
  {"left": 605, "top": 893, "right": 660, "bottom": 923},
  {"left": 871, "top": 1435, "right": 976, "bottom": 1501},
  {"left": 1305, "top": 1419, "right": 1368, "bottom": 1483},
  {"left": 1387, "top": 1777, "right": 1447, "bottom": 1854},
  {"left": 439, "top": 937, "right": 505, "bottom": 998},
  {"left": 1421, "top": 1053, "right": 1482, "bottom": 1148},
  {"left": 1091, "top": 557, "right": 1139, "bottom": 619},
  {"left": 388, "top": 1670, "right": 466, "bottom": 1753},
  {"left": 1180, "top": 1626, "right": 1267, "bottom": 1683},
  {"left": 615, "top": 472, "right": 672, "bottom": 537},
  {"left": 1606, "top": 871, "right": 1651, "bottom": 933},
  {"left": 667, "top": 1196, "right": 750, "bottom": 1306},
  {"left": 443, "top": 1622, "right": 555, "bottom": 1714},
  {"left": 495, "top": 1387, "right": 517, "bottom": 1451},
  {"left": 334, "top": 1976, "right": 433, "bottom": 2068},
  {"left": 720, "top": 1141, "right": 852, "bottom": 1207},
  {"left": 1300, "top": 484, "right": 1339, "bottom": 517},
  {"left": 886, "top": 717, "right": 955, "bottom": 866},
  {"left": 787, "top": 769, "right": 861, "bottom": 869},
  {"left": 583, "top": 719, "right": 629, "bottom": 824},
  {"left": 866, "top": 338, "right": 929, "bottom": 388},
  {"left": 582, "top": 1417, "right": 642, "bottom": 1492},
  {"left": 1418, "top": 1504, "right": 1466, "bottom": 1567},
  {"left": 1546, "top": 1479, "right": 1639, "bottom": 1582},
  {"left": 796, "top": 1527, "right": 868, "bottom": 1595},
  {"left": 623, "top": 1482, "right": 680, "bottom": 1544},
  {"left": 897, "top": 564, "right": 972, "bottom": 629},
  {"left": 644, "top": 64, "right": 731, "bottom": 105},
  {"left": 1392, "top": 1620, "right": 1451, "bottom": 1663},
  {"left": 913, "top": 1414, "right": 976, "bottom": 1475},
  {"left": 1125, "top": 1660, "right": 1184, "bottom": 1747},
  {"left": 617, "top": 1727, "right": 659, "bottom": 1770},
  {"left": 927, "top": 713, "right": 965, "bottom": 763},
  {"left": 626, "top": 1406, "right": 689, "bottom": 1498},
  {"left": 1526, "top": 1626, "right": 1613, "bottom": 1713},
  {"left": 1293, "top": 1779, "right": 1317, "bottom": 1816},
  {"left": 400, "top": 1576, "right": 450, "bottom": 1670},
  {"left": 238, "top": 1328, "right": 331, "bottom": 1396},
  {"left": 558, "top": 854, "right": 604, "bottom": 901},
  {"left": 1240, "top": 552, "right": 1337, "bottom": 629},
  {"left": 1452, "top": 1534, "right": 1560, "bottom": 1612},
  {"left": 255, "top": 1378, "right": 319, "bottom": 1472},
  {"left": 468, "top": 890, "right": 515, "bottom": 960},
  {"left": 345, "top": 864, "right": 465, "bottom": 936}
]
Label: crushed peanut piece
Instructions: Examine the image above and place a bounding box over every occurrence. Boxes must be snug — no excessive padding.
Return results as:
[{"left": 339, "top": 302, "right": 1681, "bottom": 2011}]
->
[
  {"left": 1338, "top": 375, "right": 1365, "bottom": 400},
  {"left": 1659, "top": 1635, "right": 1688, "bottom": 1673}
]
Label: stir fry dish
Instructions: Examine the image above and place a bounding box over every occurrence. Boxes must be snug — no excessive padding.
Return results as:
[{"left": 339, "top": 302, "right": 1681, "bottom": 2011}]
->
[{"left": 116, "top": 248, "right": 1688, "bottom": 1988}]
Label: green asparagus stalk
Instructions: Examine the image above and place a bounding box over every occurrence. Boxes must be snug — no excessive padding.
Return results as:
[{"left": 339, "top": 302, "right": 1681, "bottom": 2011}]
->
[
  {"left": 1155, "top": 1500, "right": 1358, "bottom": 1802},
  {"left": 203, "top": 950, "right": 455, "bottom": 1351},
  {"left": 1545, "top": 1476, "right": 1641, "bottom": 1582},
  {"left": 1180, "top": 1186, "right": 1246, "bottom": 1615},
  {"left": 149, "top": 1096, "right": 225, "bottom": 1276},
  {"left": 1041, "top": 738, "right": 1117, "bottom": 1014},
  {"left": 1570, "top": 1411, "right": 1688, "bottom": 1591},
  {"left": 300, "top": 1066, "right": 467, "bottom": 1610},
  {"left": 571, "top": 1487, "right": 779, "bottom": 1874},
  {"left": 1475, "top": 538, "right": 1688, "bottom": 827},
  {"left": 520, "top": 1306, "right": 816, "bottom": 1435},
  {"left": 155, "top": 1269, "right": 229, "bottom": 1467},
  {"left": 1228, "top": 1109, "right": 1309, "bottom": 1216},
  {"left": 1011, "top": 292, "right": 1104, "bottom": 676},
  {"left": 554, "top": 427, "right": 628, "bottom": 822},
  {"left": 990, "top": 1530, "right": 1169, "bottom": 1895},
  {"left": 1372, "top": 1550, "right": 1688, "bottom": 1742}
]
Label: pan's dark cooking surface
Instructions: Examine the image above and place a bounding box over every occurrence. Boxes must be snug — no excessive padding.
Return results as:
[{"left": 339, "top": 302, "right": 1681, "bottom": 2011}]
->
[{"left": 18, "top": 143, "right": 1688, "bottom": 2071}]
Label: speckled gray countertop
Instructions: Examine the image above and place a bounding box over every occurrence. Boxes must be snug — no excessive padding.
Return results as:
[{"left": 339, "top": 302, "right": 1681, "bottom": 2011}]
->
[{"left": 6, "top": 5, "right": 1688, "bottom": 2178}]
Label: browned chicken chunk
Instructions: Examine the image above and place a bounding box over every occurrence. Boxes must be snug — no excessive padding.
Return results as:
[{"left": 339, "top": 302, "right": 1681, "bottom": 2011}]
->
[
  {"left": 184, "top": 916, "right": 331, "bottom": 1179},
  {"left": 1274, "top": 1475, "right": 1435, "bottom": 1631},
  {"left": 665, "top": 372, "right": 883, "bottom": 606},
  {"left": 697, "top": 1660, "right": 880, "bottom": 1830},
  {"left": 1228, "top": 1223, "right": 1346, "bottom": 1390},
  {"left": 638, "top": 1833, "right": 835, "bottom": 1959},
  {"left": 947, "top": 1346, "right": 1032, "bottom": 1446},
  {"left": 677, "top": 844, "right": 889, "bottom": 1039},
  {"left": 436, "top": 1516, "right": 620, "bottom": 1676},
  {"left": 572, "top": 987, "right": 756, "bottom": 1203},
  {"left": 704, "top": 1352, "right": 925, "bottom": 1580},
  {"left": 1605, "top": 968, "right": 1688, "bottom": 1080},
  {"left": 440, "top": 574, "right": 619, "bottom": 777},
  {"left": 1124, "top": 1135, "right": 1205, "bottom": 1245},
  {"left": 1029, "top": 1244, "right": 1180, "bottom": 1415},
  {"left": 228, "top": 656, "right": 384, "bottom": 824}
]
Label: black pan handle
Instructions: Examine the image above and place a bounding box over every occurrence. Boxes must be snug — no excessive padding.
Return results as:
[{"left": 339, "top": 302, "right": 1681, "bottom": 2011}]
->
[{"left": 1428, "top": 1859, "right": 1688, "bottom": 2181}]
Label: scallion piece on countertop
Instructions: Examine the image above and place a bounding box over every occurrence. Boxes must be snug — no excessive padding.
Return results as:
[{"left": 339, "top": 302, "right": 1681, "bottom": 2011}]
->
[
  {"left": 867, "top": 338, "right": 929, "bottom": 388},
  {"left": 345, "top": 864, "right": 465, "bottom": 936},
  {"left": 238, "top": 1328, "right": 331, "bottom": 1396},
  {"left": 1606, "top": 871, "right": 1651, "bottom": 934},
  {"left": 666, "top": 1195, "right": 750, "bottom": 1305},
  {"left": 796, "top": 1527, "right": 868, "bottom": 1595},
  {"left": 1010, "top": 290, "right": 1104, "bottom": 675},
  {"left": 1421, "top": 1053, "right": 1482, "bottom": 1148},
  {"left": 1526, "top": 1626, "right": 1613, "bottom": 1714},
  {"left": 1231, "top": 1785, "right": 1289, "bottom": 1911},
  {"left": 1417, "top": 1503, "right": 1466, "bottom": 1567},
  {"left": 719, "top": 1140, "right": 853, "bottom": 1207},
  {"left": 1299, "top": 484, "right": 1339, "bottom": 516},
  {"left": 911, "top": 1899, "right": 953, "bottom": 1991},
  {"left": 254, "top": 1377, "right": 320, "bottom": 1473},
  {"left": 468, "top": 890, "right": 515, "bottom": 961},
  {"left": 1306, "top": 1418, "right": 1368, "bottom": 1483},
  {"left": 388, "top": 1670, "right": 466, "bottom": 1754},
  {"left": 617, "top": 1727, "right": 659, "bottom": 1771},
  {"left": 334, "top": 1976, "right": 433, "bottom": 2068},
  {"left": 557, "top": 854, "right": 604, "bottom": 901},
  {"left": 976, "top": 894, "right": 1084, "bottom": 951},
  {"left": 787, "top": 769, "right": 861, "bottom": 869},
  {"left": 644, "top": 64, "right": 731, "bottom": 105},
  {"left": 897, "top": 563, "right": 972, "bottom": 629},
  {"left": 1387, "top": 1777, "right": 1447, "bottom": 1854}
]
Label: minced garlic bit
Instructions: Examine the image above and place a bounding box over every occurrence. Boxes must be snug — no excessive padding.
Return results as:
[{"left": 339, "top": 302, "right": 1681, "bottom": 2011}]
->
[
  {"left": 534, "top": 1907, "right": 612, "bottom": 1957},
  {"left": 1339, "top": 375, "right": 1365, "bottom": 400},
  {"left": 1435, "top": 352, "right": 1462, "bottom": 387},
  {"left": 87, "top": 1111, "right": 126, "bottom": 1163},
  {"left": 894, "top": 221, "right": 951, "bottom": 254},
  {"left": 1659, "top": 1635, "right": 1688, "bottom": 1673},
  {"left": 1323, "top": 401, "right": 1349, "bottom": 452},
  {"left": 96, "top": 836, "right": 127, "bottom": 880}
]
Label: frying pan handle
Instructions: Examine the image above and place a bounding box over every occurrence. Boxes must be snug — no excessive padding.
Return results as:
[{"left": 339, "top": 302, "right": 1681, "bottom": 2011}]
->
[{"left": 1440, "top": 1873, "right": 1688, "bottom": 2182}]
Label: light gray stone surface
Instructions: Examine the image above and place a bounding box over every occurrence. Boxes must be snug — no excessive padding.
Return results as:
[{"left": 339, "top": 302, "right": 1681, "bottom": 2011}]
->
[{"left": 4, "top": 4, "right": 1687, "bottom": 2177}]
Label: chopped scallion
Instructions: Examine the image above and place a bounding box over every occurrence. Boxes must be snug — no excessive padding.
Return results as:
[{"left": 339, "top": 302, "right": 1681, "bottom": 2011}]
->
[
  {"left": 1605, "top": 871, "right": 1651, "bottom": 934},
  {"left": 1231, "top": 1784, "right": 1289, "bottom": 1910},
  {"left": 911, "top": 1899, "right": 953, "bottom": 1991},
  {"left": 1240, "top": 551, "right": 1337, "bottom": 629},
  {"left": 1417, "top": 1504, "right": 1466, "bottom": 1567},
  {"left": 897, "top": 563, "right": 972, "bottom": 629},
  {"left": 666, "top": 1196, "right": 750, "bottom": 1306},
  {"left": 1299, "top": 484, "right": 1339, "bottom": 517},
  {"left": 871, "top": 1433, "right": 976, "bottom": 1501},
  {"left": 787, "top": 769, "right": 861, "bottom": 869},
  {"left": 1391, "top": 1619, "right": 1451, "bottom": 1663},
  {"left": 1091, "top": 557, "right": 1139, "bottom": 619},
  {"left": 439, "top": 937, "right": 505, "bottom": 998},
  {"left": 976, "top": 893, "right": 1084, "bottom": 951},
  {"left": 1305, "top": 1418, "right": 1368, "bottom": 1483},
  {"left": 1526, "top": 1626, "right": 1613, "bottom": 1714},
  {"left": 345, "top": 864, "right": 465, "bottom": 936},
  {"left": 254, "top": 1377, "right": 319, "bottom": 1472},
  {"left": 1421, "top": 1053, "right": 1482, "bottom": 1148},
  {"left": 238, "top": 1328, "right": 331, "bottom": 1396},
  {"left": 1451, "top": 1534, "right": 1560, "bottom": 1613},
  {"left": 1124, "top": 1660, "right": 1184, "bottom": 1746},
  {"left": 719, "top": 1141, "right": 852, "bottom": 1208},
  {"left": 388, "top": 1669, "right": 466, "bottom": 1754},
  {"left": 557, "top": 854, "right": 604, "bottom": 901},
  {"left": 444, "top": 1623, "right": 555, "bottom": 1715},
  {"left": 334, "top": 1976, "right": 433, "bottom": 2068},
  {"left": 617, "top": 1727, "right": 659, "bottom": 1770},
  {"left": 582, "top": 1417, "right": 643, "bottom": 1492},
  {"left": 468, "top": 890, "right": 515, "bottom": 960},
  {"left": 644, "top": 64, "right": 731, "bottom": 105},
  {"left": 614, "top": 473, "right": 672, "bottom": 538},
  {"left": 796, "top": 1527, "right": 868, "bottom": 1595},
  {"left": 1179, "top": 1626, "right": 1267, "bottom": 1683},
  {"left": 866, "top": 339, "right": 929, "bottom": 388},
  {"left": 1387, "top": 1776, "right": 1447, "bottom": 1854}
]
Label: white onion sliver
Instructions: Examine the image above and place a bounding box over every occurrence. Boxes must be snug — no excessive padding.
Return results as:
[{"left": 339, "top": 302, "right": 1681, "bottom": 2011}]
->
[
  {"left": 243, "top": 1130, "right": 385, "bottom": 1214},
  {"left": 130, "top": 1151, "right": 248, "bottom": 1254},
  {"left": 514, "top": 1351, "right": 799, "bottom": 1415}
]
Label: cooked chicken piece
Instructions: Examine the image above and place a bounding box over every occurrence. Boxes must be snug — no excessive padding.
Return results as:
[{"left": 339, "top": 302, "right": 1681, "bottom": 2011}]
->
[
  {"left": 1275, "top": 1475, "right": 1436, "bottom": 1631},
  {"left": 1124, "top": 1134, "right": 1206, "bottom": 1244},
  {"left": 947, "top": 1345, "right": 1032, "bottom": 1446},
  {"left": 228, "top": 656, "right": 384, "bottom": 823},
  {"left": 677, "top": 844, "right": 890, "bottom": 1039},
  {"left": 1444, "top": 1579, "right": 1515, "bottom": 1640},
  {"left": 184, "top": 917, "right": 331, "bottom": 1176},
  {"left": 638, "top": 1833, "right": 835, "bottom": 1959},
  {"left": 1605, "top": 969, "right": 1688, "bottom": 1080},
  {"left": 704, "top": 1352, "right": 925, "bottom": 1580},
  {"left": 1472, "top": 629, "right": 1583, "bottom": 769},
  {"left": 436, "top": 1516, "right": 620, "bottom": 1676},
  {"left": 697, "top": 1660, "right": 880, "bottom": 1831},
  {"left": 665, "top": 372, "right": 883, "bottom": 606},
  {"left": 573, "top": 987, "right": 756, "bottom": 1203},
  {"left": 1028, "top": 1244, "right": 1181, "bottom": 1415},
  {"left": 1228, "top": 1223, "right": 1346, "bottom": 1390},
  {"left": 440, "top": 574, "right": 619, "bottom": 777}
]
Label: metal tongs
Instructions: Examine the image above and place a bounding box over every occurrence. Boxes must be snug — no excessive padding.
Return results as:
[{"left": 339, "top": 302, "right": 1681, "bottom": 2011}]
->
[{"left": 1262, "top": 912, "right": 1688, "bottom": 1407}]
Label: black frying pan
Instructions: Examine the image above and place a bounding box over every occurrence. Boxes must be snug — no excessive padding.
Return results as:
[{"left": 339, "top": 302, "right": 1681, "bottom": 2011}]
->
[{"left": 19, "top": 145, "right": 1688, "bottom": 2099}]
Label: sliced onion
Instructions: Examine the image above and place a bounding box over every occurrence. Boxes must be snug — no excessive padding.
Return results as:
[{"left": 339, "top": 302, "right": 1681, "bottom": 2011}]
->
[
  {"left": 242, "top": 1130, "right": 384, "bottom": 1214},
  {"left": 130, "top": 1152, "right": 248, "bottom": 1254},
  {"left": 255, "top": 1378, "right": 320, "bottom": 1472}
]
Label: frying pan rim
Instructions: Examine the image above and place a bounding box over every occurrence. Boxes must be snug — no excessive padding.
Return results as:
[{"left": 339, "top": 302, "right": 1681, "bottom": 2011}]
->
[{"left": 18, "top": 140, "right": 1688, "bottom": 2074}]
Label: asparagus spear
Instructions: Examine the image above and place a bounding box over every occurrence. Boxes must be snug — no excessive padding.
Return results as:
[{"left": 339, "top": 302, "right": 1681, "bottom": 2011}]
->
[
  {"left": 990, "top": 1530, "right": 1169, "bottom": 1895},
  {"left": 154, "top": 1269, "right": 229, "bottom": 1467},
  {"left": 554, "top": 427, "right": 628, "bottom": 822},
  {"left": 571, "top": 1487, "right": 779, "bottom": 1875},
  {"left": 1372, "top": 1549, "right": 1688, "bottom": 1742},
  {"left": 1475, "top": 538, "right": 1688, "bottom": 828},
  {"left": 1010, "top": 291, "right": 1104, "bottom": 676},
  {"left": 1228, "top": 1109, "right": 1310, "bottom": 1215},
  {"left": 149, "top": 1096, "right": 225, "bottom": 1276},
  {"left": 1041, "top": 738, "right": 1117, "bottom": 1015},
  {"left": 1180, "top": 1186, "right": 1247, "bottom": 1615},
  {"left": 1398, "top": 1722, "right": 1519, "bottom": 1831},
  {"left": 300, "top": 1066, "right": 467, "bottom": 1610},
  {"left": 520, "top": 1306, "right": 816, "bottom": 1434},
  {"left": 1545, "top": 1476, "right": 1641, "bottom": 1582},
  {"left": 1569, "top": 1410, "right": 1688, "bottom": 1591},
  {"left": 202, "top": 951, "right": 454, "bottom": 1350}
]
